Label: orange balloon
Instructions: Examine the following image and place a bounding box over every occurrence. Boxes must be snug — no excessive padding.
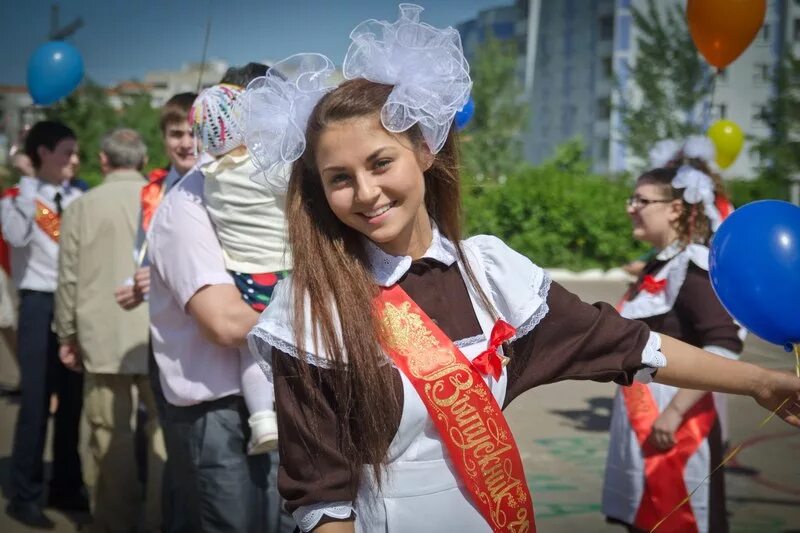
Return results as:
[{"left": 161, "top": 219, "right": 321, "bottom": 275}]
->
[{"left": 687, "top": 0, "right": 766, "bottom": 69}]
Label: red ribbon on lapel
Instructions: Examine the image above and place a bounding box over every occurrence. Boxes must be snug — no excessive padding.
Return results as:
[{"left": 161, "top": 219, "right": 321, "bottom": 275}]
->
[
  {"left": 640, "top": 275, "right": 666, "bottom": 295},
  {"left": 472, "top": 319, "right": 516, "bottom": 380}
]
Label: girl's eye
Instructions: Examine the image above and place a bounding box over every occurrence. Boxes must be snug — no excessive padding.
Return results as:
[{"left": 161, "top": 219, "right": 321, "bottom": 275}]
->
[
  {"left": 375, "top": 159, "right": 392, "bottom": 170},
  {"left": 330, "top": 173, "right": 350, "bottom": 184}
]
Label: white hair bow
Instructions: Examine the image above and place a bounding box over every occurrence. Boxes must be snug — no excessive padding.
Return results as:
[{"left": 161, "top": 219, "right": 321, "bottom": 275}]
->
[
  {"left": 649, "top": 139, "right": 681, "bottom": 168},
  {"left": 242, "top": 53, "right": 338, "bottom": 193},
  {"left": 671, "top": 165, "right": 722, "bottom": 229},
  {"left": 342, "top": 3, "right": 471, "bottom": 153},
  {"left": 682, "top": 135, "right": 716, "bottom": 163}
]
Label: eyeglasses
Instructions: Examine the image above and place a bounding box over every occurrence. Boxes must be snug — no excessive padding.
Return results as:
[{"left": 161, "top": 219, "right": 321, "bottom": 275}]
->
[{"left": 626, "top": 196, "right": 672, "bottom": 210}]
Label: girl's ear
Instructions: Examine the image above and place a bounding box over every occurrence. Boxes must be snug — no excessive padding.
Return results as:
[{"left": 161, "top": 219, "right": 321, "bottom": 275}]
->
[
  {"left": 667, "top": 198, "right": 684, "bottom": 223},
  {"left": 418, "top": 143, "right": 434, "bottom": 172}
]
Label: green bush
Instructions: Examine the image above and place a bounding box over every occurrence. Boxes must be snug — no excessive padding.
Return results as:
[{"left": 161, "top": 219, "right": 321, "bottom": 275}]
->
[
  {"left": 462, "top": 152, "right": 646, "bottom": 270},
  {"left": 726, "top": 177, "right": 790, "bottom": 206}
]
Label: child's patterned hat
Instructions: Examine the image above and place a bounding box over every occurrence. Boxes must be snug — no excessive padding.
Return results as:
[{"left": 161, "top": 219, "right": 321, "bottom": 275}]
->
[{"left": 190, "top": 83, "right": 244, "bottom": 156}]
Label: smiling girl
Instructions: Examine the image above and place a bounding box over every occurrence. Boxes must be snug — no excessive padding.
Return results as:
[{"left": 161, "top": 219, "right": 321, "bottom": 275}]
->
[{"left": 243, "top": 6, "right": 800, "bottom": 533}]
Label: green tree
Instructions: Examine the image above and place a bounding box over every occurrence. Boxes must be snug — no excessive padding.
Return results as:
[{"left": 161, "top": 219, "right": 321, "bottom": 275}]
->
[
  {"left": 752, "top": 50, "right": 800, "bottom": 198},
  {"left": 119, "top": 92, "right": 166, "bottom": 171},
  {"left": 46, "top": 81, "right": 117, "bottom": 186},
  {"left": 460, "top": 34, "right": 528, "bottom": 182},
  {"left": 618, "top": 0, "right": 711, "bottom": 164},
  {"left": 45, "top": 81, "right": 164, "bottom": 187}
]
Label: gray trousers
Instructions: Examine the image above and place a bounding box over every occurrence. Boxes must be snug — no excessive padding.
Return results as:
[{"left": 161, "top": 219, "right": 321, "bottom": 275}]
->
[{"left": 162, "top": 395, "right": 293, "bottom": 533}]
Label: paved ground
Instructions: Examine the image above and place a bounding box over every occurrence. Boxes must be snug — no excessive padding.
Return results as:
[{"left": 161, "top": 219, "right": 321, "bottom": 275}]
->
[{"left": 0, "top": 278, "right": 798, "bottom": 532}]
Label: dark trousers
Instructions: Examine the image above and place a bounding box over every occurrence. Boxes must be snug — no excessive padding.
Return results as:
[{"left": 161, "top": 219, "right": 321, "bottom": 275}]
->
[
  {"left": 10, "top": 290, "right": 84, "bottom": 504},
  {"left": 147, "top": 339, "right": 185, "bottom": 533},
  {"left": 161, "top": 395, "right": 291, "bottom": 533}
]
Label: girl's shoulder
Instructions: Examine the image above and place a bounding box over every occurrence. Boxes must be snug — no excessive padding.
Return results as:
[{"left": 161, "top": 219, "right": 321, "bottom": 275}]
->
[
  {"left": 246, "top": 274, "right": 321, "bottom": 377},
  {"left": 671, "top": 243, "right": 709, "bottom": 272},
  {"left": 461, "top": 235, "right": 551, "bottom": 340}
]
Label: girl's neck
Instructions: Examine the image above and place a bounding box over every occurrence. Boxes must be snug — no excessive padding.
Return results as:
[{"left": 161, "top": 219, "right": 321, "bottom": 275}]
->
[
  {"left": 374, "top": 210, "right": 433, "bottom": 259},
  {"left": 652, "top": 228, "right": 679, "bottom": 251}
]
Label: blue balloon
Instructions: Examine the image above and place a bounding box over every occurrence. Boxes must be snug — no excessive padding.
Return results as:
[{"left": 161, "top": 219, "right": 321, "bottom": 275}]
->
[
  {"left": 27, "top": 41, "right": 84, "bottom": 105},
  {"left": 455, "top": 95, "right": 475, "bottom": 131},
  {"left": 709, "top": 200, "right": 800, "bottom": 348}
]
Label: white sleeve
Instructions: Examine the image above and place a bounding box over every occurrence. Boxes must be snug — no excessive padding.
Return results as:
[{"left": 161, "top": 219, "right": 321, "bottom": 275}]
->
[
  {"left": 1, "top": 177, "right": 39, "bottom": 247},
  {"left": 467, "top": 234, "right": 550, "bottom": 339}
]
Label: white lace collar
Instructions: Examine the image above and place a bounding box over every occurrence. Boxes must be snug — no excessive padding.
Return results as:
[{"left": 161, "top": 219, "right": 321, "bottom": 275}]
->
[
  {"left": 363, "top": 225, "right": 458, "bottom": 287},
  {"left": 620, "top": 243, "right": 709, "bottom": 320}
]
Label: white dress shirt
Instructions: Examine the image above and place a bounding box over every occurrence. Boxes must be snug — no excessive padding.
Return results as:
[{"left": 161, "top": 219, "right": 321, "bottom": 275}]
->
[{"left": 1, "top": 176, "right": 82, "bottom": 292}]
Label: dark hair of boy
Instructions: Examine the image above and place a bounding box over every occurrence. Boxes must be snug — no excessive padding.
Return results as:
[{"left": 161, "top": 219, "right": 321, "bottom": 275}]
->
[
  {"left": 24, "top": 121, "right": 76, "bottom": 169},
  {"left": 159, "top": 92, "right": 197, "bottom": 134}
]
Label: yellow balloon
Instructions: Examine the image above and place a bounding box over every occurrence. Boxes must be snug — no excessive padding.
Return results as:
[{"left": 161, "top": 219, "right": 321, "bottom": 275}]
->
[{"left": 707, "top": 119, "right": 744, "bottom": 169}]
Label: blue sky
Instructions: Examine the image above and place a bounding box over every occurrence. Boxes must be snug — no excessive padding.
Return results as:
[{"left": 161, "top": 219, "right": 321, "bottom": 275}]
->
[{"left": 1, "top": 0, "right": 508, "bottom": 86}]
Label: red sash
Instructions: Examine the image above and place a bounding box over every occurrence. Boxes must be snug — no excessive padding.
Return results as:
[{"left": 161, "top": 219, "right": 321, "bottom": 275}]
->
[
  {"left": 140, "top": 168, "right": 168, "bottom": 233},
  {"left": 621, "top": 383, "right": 716, "bottom": 532},
  {"left": 35, "top": 200, "right": 61, "bottom": 242},
  {"left": 714, "top": 195, "right": 733, "bottom": 220},
  {"left": 376, "top": 285, "right": 534, "bottom": 532}
]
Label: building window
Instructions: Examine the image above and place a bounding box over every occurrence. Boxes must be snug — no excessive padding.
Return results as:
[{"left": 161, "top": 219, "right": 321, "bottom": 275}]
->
[
  {"left": 715, "top": 103, "right": 727, "bottom": 120},
  {"left": 617, "top": 14, "right": 631, "bottom": 51},
  {"left": 596, "top": 97, "right": 611, "bottom": 120},
  {"left": 598, "top": 138, "right": 610, "bottom": 161},
  {"left": 599, "top": 15, "right": 614, "bottom": 41},
  {"left": 492, "top": 21, "right": 514, "bottom": 40},
  {"left": 760, "top": 23, "right": 770, "bottom": 42},
  {"left": 561, "top": 105, "right": 576, "bottom": 135},
  {"left": 795, "top": 18, "right": 800, "bottom": 41},
  {"left": 753, "top": 63, "right": 770, "bottom": 83},
  {"left": 602, "top": 56, "right": 613, "bottom": 78},
  {"left": 752, "top": 104, "right": 768, "bottom": 122}
]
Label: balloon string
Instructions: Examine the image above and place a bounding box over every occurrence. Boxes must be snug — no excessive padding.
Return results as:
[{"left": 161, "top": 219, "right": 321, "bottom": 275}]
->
[
  {"left": 650, "top": 392, "right": 793, "bottom": 532},
  {"left": 700, "top": 68, "right": 719, "bottom": 132}
]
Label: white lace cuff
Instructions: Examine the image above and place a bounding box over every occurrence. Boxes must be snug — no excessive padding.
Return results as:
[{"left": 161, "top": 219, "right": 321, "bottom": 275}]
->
[
  {"left": 293, "top": 501, "right": 355, "bottom": 532},
  {"left": 634, "top": 332, "right": 666, "bottom": 383}
]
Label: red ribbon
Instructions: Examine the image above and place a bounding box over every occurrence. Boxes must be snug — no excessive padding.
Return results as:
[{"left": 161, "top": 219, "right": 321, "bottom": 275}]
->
[
  {"left": 472, "top": 319, "right": 516, "bottom": 380},
  {"left": 640, "top": 275, "right": 667, "bottom": 295},
  {"left": 621, "top": 383, "right": 717, "bottom": 532},
  {"left": 715, "top": 194, "right": 733, "bottom": 219},
  {"left": 140, "top": 168, "right": 168, "bottom": 233}
]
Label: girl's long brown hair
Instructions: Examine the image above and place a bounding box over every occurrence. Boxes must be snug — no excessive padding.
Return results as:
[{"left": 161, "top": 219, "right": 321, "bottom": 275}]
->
[{"left": 285, "top": 78, "right": 497, "bottom": 491}]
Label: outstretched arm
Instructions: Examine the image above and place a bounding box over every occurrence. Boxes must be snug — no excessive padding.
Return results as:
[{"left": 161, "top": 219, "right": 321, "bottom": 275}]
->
[{"left": 655, "top": 334, "right": 800, "bottom": 427}]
